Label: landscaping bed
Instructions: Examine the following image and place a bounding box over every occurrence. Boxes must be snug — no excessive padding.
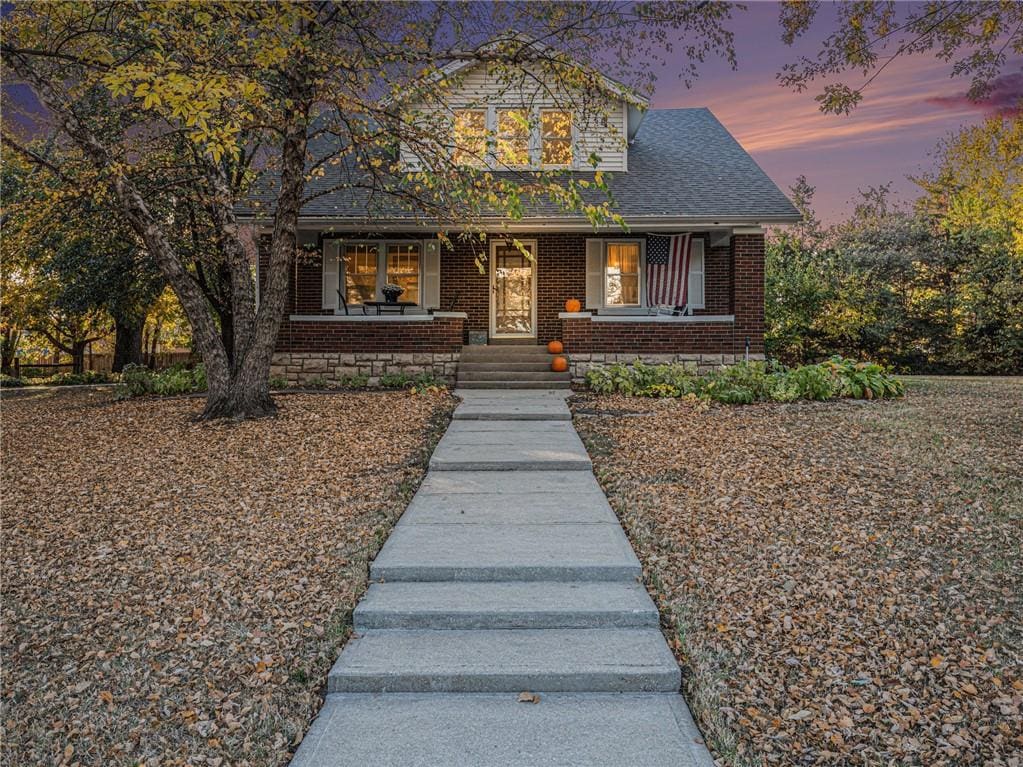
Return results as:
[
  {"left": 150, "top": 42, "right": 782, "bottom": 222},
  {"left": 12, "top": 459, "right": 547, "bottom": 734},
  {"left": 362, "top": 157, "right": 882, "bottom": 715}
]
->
[
  {"left": 572, "top": 377, "right": 1022, "bottom": 766},
  {"left": 2, "top": 388, "right": 455, "bottom": 766}
]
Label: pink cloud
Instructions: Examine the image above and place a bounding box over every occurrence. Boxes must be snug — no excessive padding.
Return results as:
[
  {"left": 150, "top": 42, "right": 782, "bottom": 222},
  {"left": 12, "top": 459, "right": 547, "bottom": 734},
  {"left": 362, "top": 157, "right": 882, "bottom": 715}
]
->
[{"left": 926, "top": 70, "right": 1023, "bottom": 116}]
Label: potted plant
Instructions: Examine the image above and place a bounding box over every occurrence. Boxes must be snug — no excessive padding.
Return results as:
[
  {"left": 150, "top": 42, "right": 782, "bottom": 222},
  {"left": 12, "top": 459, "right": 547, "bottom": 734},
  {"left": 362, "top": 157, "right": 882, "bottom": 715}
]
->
[{"left": 382, "top": 283, "right": 404, "bottom": 303}]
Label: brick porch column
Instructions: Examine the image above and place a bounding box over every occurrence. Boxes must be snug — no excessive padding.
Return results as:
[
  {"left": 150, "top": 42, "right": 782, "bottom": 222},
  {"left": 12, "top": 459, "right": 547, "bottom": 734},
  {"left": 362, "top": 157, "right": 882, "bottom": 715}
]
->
[{"left": 730, "top": 231, "right": 766, "bottom": 357}]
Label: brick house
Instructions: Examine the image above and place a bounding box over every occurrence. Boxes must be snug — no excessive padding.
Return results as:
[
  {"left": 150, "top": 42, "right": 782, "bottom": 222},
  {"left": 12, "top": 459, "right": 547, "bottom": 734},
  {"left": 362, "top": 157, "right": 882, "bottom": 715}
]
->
[{"left": 245, "top": 57, "right": 799, "bottom": 387}]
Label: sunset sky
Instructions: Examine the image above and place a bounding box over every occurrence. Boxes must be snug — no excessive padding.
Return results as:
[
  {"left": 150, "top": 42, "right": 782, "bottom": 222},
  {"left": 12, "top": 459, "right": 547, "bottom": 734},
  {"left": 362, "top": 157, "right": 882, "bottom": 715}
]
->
[{"left": 655, "top": 2, "right": 1021, "bottom": 222}]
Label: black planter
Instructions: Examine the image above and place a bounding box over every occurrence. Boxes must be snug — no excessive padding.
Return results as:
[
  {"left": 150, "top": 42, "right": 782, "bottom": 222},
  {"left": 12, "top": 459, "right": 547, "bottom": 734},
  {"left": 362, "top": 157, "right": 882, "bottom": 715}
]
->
[{"left": 382, "top": 288, "right": 403, "bottom": 303}]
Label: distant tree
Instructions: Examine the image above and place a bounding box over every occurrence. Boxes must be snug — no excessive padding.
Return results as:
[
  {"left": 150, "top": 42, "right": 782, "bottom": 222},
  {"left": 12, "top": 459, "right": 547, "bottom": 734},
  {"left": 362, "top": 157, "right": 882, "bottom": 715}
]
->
[
  {"left": 777, "top": 1, "right": 1023, "bottom": 114},
  {"left": 914, "top": 114, "right": 1023, "bottom": 253}
]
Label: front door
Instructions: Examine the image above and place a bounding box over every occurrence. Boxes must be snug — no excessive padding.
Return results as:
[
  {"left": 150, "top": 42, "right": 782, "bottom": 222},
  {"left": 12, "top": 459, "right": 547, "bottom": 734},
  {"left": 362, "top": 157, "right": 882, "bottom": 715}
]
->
[{"left": 490, "top": 240, "right": 537, "bottom": 339}]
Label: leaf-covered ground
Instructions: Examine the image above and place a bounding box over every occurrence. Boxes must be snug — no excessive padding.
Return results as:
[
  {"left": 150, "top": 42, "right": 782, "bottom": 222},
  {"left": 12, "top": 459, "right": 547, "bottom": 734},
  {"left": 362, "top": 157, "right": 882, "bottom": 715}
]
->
[
  {"left": 2, "top": 389, "right": 454, "bottom": 766},
  {"left": 573, "top": 377, "right": 1022, "bottom": 766}
]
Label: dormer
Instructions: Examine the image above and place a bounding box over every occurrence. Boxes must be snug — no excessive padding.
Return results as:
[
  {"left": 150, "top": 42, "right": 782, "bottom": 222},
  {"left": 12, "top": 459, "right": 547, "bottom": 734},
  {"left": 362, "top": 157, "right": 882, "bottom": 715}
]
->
[{"left": 397, "top": 39, "right": 648, "bottom": 174}]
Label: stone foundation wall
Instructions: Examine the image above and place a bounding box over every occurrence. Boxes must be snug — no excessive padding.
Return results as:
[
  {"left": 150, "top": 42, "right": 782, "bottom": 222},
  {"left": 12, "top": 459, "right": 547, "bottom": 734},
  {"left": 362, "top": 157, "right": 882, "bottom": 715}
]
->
[
  {"left": 270, "top": 351, "right": 460, "bottom": 386},
  {"left": 568, "top": 352, "right": 766, "bottom": 384}
]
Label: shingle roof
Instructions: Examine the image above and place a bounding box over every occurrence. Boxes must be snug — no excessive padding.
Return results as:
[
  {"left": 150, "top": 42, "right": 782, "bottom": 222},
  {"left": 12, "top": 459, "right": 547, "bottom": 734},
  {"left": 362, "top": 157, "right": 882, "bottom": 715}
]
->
[{"left": 240, "top": 108, "right": 799, "bottom": 225}]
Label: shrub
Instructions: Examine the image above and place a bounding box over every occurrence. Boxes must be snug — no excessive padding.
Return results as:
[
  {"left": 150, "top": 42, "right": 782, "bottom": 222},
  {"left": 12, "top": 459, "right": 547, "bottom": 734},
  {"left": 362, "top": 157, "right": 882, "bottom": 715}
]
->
[
  {"left": 586, "top": 357, "right": 902, "bottom": 404},
  {"left": 115, "top": 363, "right": 206, "bottom": 399},
  {"left": 0, "top": 374, "right": 25, "bottom": 388},
  {"left": 268, "top": 375, "right": 288, "bottom": 390},
  {"left": 338, "top": 373, "right": 369, "bottom": 389},
  {"left": 379, "top": 371, "right": 412, "bottom": 389},
  {"left": 303, "top": 376, "right": 329, "bottom": 389}
]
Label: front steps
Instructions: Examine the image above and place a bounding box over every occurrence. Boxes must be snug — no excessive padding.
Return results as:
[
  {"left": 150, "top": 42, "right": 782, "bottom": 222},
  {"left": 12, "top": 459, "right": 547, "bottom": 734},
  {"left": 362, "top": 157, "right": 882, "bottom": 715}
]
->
[{"left": 457, "top": 344, "right": 571, "bottom": 389}]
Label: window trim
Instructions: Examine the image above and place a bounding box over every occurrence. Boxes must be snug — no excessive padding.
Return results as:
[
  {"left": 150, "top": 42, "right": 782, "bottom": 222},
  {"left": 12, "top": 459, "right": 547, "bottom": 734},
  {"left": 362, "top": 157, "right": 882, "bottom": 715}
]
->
[
  {"left": 494, "top": 107, "right": 531, "bottom": 168},
  {"left": 603, "top": 240, "right": 643, "bottom": 308},
  {"left": 540, "top": 108, "right": 574, "bottom": 169},
  {"left": 338, "top": 239, "right": 424, "bottom": 309},
  {"left": 450, "top": 106, "right": 576, "bottom": 170},
  {"left": 451, "top": 108, "right": 488, "bottom": 167},
  {"left": 596, "top": 237, "right": 706, "bottom": 311}
]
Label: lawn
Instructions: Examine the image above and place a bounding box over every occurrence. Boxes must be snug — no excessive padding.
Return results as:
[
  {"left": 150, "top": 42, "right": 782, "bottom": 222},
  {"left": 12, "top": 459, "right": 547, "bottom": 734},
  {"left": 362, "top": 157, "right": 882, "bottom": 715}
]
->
[
  {"left": 573, "top": 377, "right": 1022, "bottom": 766},
  {"left": 1, "top": 388, "right": 454, "bottom": 766}
]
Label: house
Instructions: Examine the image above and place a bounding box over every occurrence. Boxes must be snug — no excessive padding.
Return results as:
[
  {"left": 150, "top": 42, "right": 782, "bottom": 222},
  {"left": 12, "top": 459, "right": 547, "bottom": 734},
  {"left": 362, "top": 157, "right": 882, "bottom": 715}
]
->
[{"left": 245, "top": 51, "right": 800, "bottom": 387}]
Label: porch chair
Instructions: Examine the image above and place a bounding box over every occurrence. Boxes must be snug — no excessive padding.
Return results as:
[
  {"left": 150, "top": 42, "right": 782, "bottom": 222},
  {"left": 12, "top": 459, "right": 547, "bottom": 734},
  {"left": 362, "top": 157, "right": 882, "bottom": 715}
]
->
[
  {"left": 335, "top": 289, "right": 350, "bottom": 316},
  {"left": 648, "top": 303, "right": 691, "bottom": 317}
]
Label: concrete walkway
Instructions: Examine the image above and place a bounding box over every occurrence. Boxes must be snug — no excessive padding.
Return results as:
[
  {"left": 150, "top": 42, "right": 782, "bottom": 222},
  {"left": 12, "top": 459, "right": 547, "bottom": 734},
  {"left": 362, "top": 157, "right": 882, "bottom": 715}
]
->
[{"left": 291, "top": 389, "right": 713, "bottom": 767}]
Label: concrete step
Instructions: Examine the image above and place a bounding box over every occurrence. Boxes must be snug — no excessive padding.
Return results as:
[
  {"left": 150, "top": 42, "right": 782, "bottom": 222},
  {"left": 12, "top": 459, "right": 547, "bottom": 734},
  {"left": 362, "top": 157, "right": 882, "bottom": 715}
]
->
[
  {"left": 370, "top": 522, "right": 640, "bottom": 582},
  {"left": 429, "top": 419, "right": 591, "bottom": 470},
  {"left": 291, "top": 693, "right": 713, "bottom": 767},
  {"left": 327, "top": 628, "right": 682, "bottom": 693},
  {"left": 456, "top": 380, "right": 572, "bottom": 389},
  {"left": 458, "top": 361, "right": 554, "bottom": 372},
  {"left": 354, "top": 581, "right": 658, "bottom": 630},
  {"left": 405, "top": 470, "right": 618, "bottom": 525},
  {"left": 458, "top": 370, "right": 571, "bottom": 382},
  {"left": 452, "top": 389, "right": 572, "bottom": 420},
  {"left": 460, "top": 349, "right": 556, "bottom": 362}
]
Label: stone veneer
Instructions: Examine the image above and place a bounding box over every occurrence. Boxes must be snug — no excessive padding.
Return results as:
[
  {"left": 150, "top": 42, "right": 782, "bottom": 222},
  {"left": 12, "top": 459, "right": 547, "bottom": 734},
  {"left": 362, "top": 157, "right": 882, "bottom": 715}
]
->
[
  {"left": 271, "top": 351, "right": 460, "bottom": 386},
  {"left": 567, "top": 352, "right": 766, "bottom": 384}
]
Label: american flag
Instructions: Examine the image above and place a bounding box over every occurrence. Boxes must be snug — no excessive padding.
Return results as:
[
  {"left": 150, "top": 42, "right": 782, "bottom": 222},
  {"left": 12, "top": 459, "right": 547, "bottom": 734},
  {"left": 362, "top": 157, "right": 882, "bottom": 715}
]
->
[{"left": 646, "top": 233, "right": 693, "bottom": 307}]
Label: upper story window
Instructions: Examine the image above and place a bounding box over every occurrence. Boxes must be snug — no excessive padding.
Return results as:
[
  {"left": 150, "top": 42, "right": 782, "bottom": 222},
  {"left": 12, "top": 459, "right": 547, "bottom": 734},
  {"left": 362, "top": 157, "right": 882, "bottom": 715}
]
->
[
  {"left": 452, "top": 109, "right": 487, "bottom": 166},
  {"left": 541, "top": 110, "right": 572, "bottom": 167},
  {"left": 495, "top": 108, "right": 530, "bottom": 167}
]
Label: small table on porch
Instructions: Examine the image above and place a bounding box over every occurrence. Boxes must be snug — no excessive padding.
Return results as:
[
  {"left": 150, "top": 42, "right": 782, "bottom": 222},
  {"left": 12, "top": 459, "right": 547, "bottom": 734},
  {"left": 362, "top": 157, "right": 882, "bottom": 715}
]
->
[{"left": 361, "top": 300, "right": 419, "bottom": 315}]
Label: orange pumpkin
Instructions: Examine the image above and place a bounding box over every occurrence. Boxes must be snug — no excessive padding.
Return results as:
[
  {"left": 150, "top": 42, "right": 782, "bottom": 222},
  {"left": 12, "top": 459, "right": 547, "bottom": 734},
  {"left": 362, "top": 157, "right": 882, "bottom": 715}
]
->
[
  {"left": 551, "top": 356, "right": 569, "bottom": 373},
  {"left": 564, "top": 298, "right": 582, "bottom": 313},
  {"left": 547, "top": 340, "right": 564, "bottom": 354}
]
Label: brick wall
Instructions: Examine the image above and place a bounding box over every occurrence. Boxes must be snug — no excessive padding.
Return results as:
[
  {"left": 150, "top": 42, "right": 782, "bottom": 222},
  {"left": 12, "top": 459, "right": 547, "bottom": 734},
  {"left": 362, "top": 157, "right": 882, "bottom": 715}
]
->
[
  {"left": 276, "top": 317, "right": 464, "bottom": 354},
  {"left": 561, "top": 317, "right": 736, "bottom": 354},
  {"left": 264, "top": 229, "right": 766, "bottom": 356},
  {"left": 731, "top": 233, "right": 765, "bottom": 355}
]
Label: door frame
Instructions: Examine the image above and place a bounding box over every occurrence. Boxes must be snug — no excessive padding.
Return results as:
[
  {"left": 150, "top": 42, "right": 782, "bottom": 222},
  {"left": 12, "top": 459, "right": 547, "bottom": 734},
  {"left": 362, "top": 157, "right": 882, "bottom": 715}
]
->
[{"left": 489, "top": 238, "right": 538, "bottom": 339}]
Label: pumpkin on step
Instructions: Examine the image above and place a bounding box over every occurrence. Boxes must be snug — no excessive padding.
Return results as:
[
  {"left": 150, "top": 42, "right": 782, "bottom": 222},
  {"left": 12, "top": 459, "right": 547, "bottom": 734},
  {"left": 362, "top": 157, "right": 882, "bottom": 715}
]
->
[
  {"left": 551, "top": 356, "right": 569, "bottom": 373},
  {"left": 547, "top": 340, "right": 564, "bottom": 354},
  {"left": 564, "top": 298, "right": 582, "bottom": 313}
]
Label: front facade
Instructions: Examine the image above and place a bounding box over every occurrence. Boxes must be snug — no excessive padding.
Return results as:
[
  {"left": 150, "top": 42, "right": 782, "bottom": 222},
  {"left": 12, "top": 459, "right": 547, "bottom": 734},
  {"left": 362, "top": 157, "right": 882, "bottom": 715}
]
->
[{"left": 252, "top": 56, "right": 800, "bottom": 385}]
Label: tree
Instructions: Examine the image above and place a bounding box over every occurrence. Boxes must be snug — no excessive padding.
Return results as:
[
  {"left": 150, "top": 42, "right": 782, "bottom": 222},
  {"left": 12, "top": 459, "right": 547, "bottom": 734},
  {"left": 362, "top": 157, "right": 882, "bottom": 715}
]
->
[
  {"left": 914, "top": 113, "right": 1023, "bottom": 253},
  {"left": 777, "top": 1, "right": 1023, "bottom": 114},
  {"left": 2, "top": 1, "right": 736, "bottom": 419}
]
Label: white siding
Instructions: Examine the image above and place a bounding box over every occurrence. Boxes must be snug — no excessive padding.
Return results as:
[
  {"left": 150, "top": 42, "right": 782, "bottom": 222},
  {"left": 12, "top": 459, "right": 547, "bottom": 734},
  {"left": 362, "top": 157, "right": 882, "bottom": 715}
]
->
[{"left": 400, "top": 63, "right": 628, "bottom": 172}]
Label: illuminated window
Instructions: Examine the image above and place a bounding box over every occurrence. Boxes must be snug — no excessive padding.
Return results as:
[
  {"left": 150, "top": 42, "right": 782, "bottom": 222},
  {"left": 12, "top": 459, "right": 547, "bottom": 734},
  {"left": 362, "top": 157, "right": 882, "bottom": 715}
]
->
[
  {"left": 541, "top": 110, "right": 572, "bottom": 166},
  {"left": 386, "top": 243, "right": 420, "bottom": 305},
  {"left": 452, "top": 110, "right": 487, "bottom": 166},
  {"left": 495, "top": 108, "right": 530, "bottom": 167},
  {"left": 605, "top": 242, "right": 640, "bottom": 306},
  {"left": 344, "top": 243, "right": 379, "bottom": 304}
]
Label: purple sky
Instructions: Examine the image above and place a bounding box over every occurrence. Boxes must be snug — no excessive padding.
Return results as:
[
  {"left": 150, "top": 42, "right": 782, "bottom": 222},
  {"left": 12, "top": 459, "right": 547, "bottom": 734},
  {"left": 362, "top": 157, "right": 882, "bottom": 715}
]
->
[{"left": 652, "top": 2, "right": 1020, "bottom": 222}]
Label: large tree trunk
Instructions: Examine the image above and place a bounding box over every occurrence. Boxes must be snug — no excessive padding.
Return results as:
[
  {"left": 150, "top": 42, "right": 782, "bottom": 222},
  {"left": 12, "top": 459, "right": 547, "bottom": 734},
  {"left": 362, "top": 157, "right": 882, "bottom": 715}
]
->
[
  {"left": 112, "top": 316, "right": 144, "bottom": 372},
  {"left": 1, "top": 328, "right": 19, "bottom": 375},
  {"left": 71, "top": 340, "right": 87, "bottom": 374}
]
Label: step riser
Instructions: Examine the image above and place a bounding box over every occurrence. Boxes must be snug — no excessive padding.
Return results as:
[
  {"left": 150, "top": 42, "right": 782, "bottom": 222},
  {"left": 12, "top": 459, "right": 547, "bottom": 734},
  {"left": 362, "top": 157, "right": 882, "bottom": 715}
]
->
[
  {"left": 370, "top": 565, "right": 641, "bottom": 582},
  {"left": 459, "top": 362, "right": 554, "bottom": 371},
  {"left": 354, "top": 610, "right": 658, "bottom": 630},
  {"left": 458, "top": 372, "right": 571, "bottom": 382},
  {"left": 456, "top": 381, "right": 572, "bottom": 389},
  {"left": 328, "top": 671, "right": 680, "bottom": 694}
]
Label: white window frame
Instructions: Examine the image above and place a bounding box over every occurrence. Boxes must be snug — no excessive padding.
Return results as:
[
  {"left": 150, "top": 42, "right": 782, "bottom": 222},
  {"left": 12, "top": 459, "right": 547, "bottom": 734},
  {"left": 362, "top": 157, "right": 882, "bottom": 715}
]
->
[
  {"left": 452, "top": 106, "right": 575, "bottom": 170},
  {"left": 603, "top": 240, "right": 644, "bottom": 308},
  {"left": 451, "top": 108, "right": 488, "bottom": 167},
  {"left": 540, "top": 108, "right": 574, "bottom": 169},
  {"left": 338, "top": 239, "right": 424, "bottom": 309},
  {"left": 597, "top": 237, "right": 705, "bottom": 312}
]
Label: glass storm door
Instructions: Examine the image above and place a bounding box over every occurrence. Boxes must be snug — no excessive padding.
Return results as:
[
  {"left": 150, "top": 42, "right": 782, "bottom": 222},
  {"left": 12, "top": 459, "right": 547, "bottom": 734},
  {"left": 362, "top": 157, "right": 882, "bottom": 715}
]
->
[{"left": 490, "top": 241, "right": 536, "bottom": 338}]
